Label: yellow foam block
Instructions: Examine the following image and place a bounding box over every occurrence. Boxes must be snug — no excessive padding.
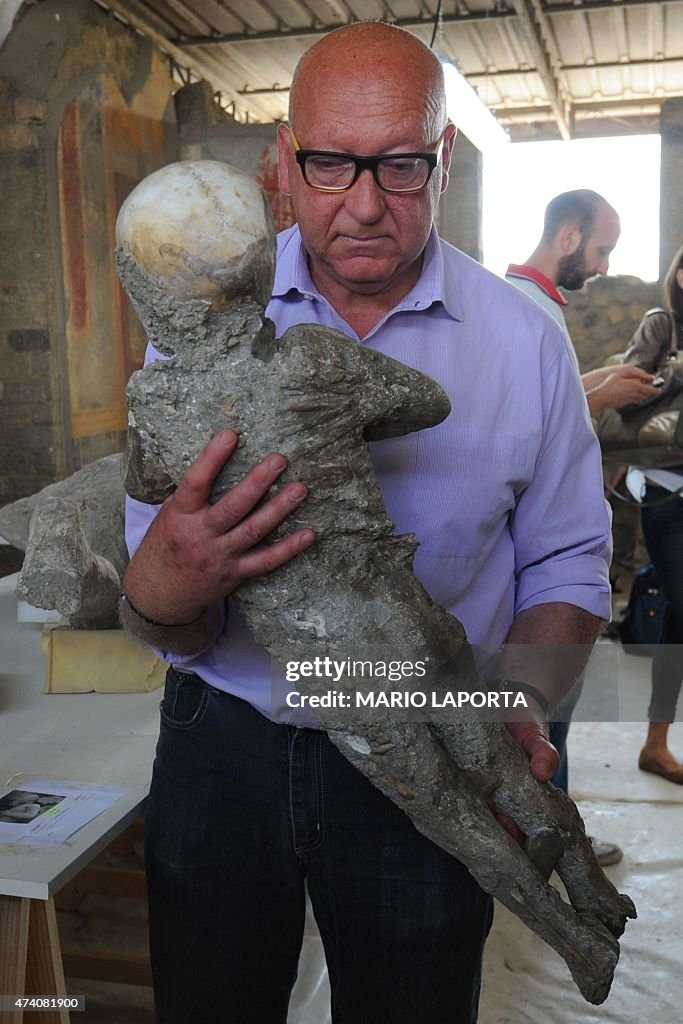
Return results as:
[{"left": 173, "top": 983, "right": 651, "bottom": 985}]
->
[{"left": 42, "top": 626, "right": 166, "bottom": 693}]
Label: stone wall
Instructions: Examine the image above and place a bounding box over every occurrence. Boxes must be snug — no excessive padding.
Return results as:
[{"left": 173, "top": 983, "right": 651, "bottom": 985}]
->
[
  {"left": 0, "top": 0, "right": 176, "bottom": 503},
  {"left": 564, "top": 274, "right": 661, "bottom": 372}
]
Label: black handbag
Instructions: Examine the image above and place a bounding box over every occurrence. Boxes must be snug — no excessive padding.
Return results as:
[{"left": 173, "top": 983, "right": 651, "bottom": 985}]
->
[
  {"left": 596, "top": 309, "right": 683, "bottom": 468},
  {"left": 618, "top": 563, "right": 669, "bottom": 656}
]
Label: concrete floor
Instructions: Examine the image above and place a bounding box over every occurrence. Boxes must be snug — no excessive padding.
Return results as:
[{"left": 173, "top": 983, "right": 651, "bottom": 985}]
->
[{"left": 60, "top": 642, "right": 683, "bottom": 1023}]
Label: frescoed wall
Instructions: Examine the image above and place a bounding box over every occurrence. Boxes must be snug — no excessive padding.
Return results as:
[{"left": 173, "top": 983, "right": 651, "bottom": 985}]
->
[{"left": 0, "top": 0, "right": 176, "bottom": 499}]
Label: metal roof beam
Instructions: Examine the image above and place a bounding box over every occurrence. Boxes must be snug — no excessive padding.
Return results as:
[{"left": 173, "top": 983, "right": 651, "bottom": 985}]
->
[
  {"left": 511, "top": 0, "right": 572, "bottom": 139},
  {"left": 562, "top": 56, "right": 683, "bottom": 72},
  {"left": 471, "top": 55, "right": 683, "bottom": 80},
  {"left": 169, "top": 1, "right": 681, "bottom": 47},
  {"left": 543, "top": 0, "right": 680, "bottom": 13},
  {"left": 171, "top": 7, "right": 514, "bottom": 45},
  {"left": 240, "top": 54, "right": 683, "bottom": 94},
  {"left": 499, "top": 97, "right": 661, "bottom": 120}
]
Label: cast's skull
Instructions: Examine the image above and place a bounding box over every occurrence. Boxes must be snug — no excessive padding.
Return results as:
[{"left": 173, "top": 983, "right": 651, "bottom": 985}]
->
[{"left": 115, "top": 160, "right": 276, "bottom": 309}]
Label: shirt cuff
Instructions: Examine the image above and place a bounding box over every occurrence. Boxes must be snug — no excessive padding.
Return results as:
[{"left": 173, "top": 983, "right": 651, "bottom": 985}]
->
[
  {"left": 515, "top": 556, "right": 612, "bottom": 622},
  {"left": 119, "top": 596, "right": 225, "bottom": 658}
]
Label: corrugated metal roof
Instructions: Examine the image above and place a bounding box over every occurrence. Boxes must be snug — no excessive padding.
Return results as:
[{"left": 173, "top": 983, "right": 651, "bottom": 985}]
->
[{"left": 94, "top": 1, "right": 683, "bottom": 140}]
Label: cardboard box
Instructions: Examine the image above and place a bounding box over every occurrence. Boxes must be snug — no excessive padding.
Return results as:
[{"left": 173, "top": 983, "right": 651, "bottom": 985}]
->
[{"left": 42, "top": 626, "right": 166, "bottom": 693}]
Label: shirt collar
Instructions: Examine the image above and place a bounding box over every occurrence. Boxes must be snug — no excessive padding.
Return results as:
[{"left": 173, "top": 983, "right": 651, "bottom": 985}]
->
[
  {"left": 272, "top": 224, "right": 464, "bottom": 322},
  {"left": 408, "top": 227, "right": 464, "bottom": 321},
  {"left": 272, "top": 224, "right": 318, "bottom": 300},
  {"left": 506, "top": 263, "right": 567, "bottom": 307}
]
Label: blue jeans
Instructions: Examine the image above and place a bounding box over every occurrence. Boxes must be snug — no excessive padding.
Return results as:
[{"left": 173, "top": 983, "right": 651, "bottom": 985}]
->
[
  {"left": 548, "top": 678, "right": 584, "bottom": 794},
  {"left": 144, "top": 668, "right": 494, "bottom": 1024},
  {"left": 641, "top": 486, "right": 683, "bottom": 722},
  {"left": 549, "top": 720, "right": 570, "bottom": 793}
]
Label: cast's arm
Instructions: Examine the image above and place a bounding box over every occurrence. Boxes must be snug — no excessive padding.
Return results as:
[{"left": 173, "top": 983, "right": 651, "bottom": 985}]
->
[
  {"left": 122, "top": 430, "right": 314, "bottom": 656},
  {"left": 121, "top": 339, "right": 315, "bottom": 657}
]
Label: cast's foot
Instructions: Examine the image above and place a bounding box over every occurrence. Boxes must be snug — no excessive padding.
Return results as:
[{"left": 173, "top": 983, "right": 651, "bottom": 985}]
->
[
  {"left": 638, "top": 749, "right": 683, "bottom": 784},
  {"left": 589, "top": 836, "right": 623, "bottom": 867}
]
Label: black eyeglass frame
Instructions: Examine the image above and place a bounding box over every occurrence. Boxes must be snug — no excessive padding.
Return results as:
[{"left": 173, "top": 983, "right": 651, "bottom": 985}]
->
[{"left": 290, "top": 128, "right": 444, "bottom": 194}]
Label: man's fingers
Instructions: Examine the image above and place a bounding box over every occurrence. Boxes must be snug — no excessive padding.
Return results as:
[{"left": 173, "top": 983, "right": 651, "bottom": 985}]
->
[
  {"left": 172, "top": 438, "right": 306, "bottom": 543},
  {"left": 527, "top": 742, "right": 559, "bottom": 783},
  {"left": 506, "top": 720, "right": 559, "bottom": 783},
  {"left": 620, "top": 365, "right": 654, "bottom": 381},
  {"left": 219, "top": 482, "right": 309, "bottom": 552},
  {"left": 234, "top": 528, "right": 316, "bottom": 580},
  {"left": 496, "top": 812, "right": 524, "bottom": 843},
  {"left": 172, "top": 430, "right": 239, "bottom": 514},
  {"left": 487, "top": 800, "right": 524, "bottom": 843},
  {"left": 206, "top": 452, "right": 293, "bottom": 534},
  {"left": 522, "top": 730, "right": 560, "bottom": 783}
]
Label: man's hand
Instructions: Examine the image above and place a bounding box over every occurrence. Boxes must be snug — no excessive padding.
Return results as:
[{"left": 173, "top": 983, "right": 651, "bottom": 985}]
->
[
  {"left": 505, "top": 715, "right": 559, "bottom": 784},
  {"left": 492, "top": 704, "right": 559, "bottom": 842},
  {"left": 584, "top": 364, "right": 656, "bottom": 414},
  {"left": 123, "top": 429, "right": 315, "bottom": 625},
  {"left": 489, "top": 602, "right": 601, "bottom": 840}
]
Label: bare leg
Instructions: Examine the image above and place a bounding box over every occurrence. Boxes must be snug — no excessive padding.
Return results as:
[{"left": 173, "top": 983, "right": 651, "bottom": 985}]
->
[{"left": 639, "top": 721, "right": 683, "bottom": 783}]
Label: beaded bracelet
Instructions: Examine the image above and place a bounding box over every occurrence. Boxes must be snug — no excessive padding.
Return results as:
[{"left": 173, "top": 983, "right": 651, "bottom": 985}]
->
[{"left": 119, "top": 592, "right": 202, "bottom": 628}]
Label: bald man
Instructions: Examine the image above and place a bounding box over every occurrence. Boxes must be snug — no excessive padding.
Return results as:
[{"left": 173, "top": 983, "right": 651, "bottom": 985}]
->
[
  {"left": 506, "top": 190, "right": 655, "bottom": 415},
  {"left": 124, "top": 24, "right": 612, "bottom": 1024}
]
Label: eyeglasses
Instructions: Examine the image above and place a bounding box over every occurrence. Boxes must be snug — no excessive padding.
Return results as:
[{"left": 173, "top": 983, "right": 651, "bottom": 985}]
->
[{"left": 290, "top": 128, "right": 444, "bottom": 194}]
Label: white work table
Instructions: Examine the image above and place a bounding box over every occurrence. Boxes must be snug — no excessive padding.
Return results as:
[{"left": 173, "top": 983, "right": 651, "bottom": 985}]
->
[{"left": 0, "top": 573, "right": 161, "bottom": 1021}]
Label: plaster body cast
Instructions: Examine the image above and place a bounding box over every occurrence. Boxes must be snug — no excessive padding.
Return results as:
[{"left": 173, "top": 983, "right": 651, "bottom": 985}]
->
[{"left": 126, "top": 225, "right": 613, "bottom": 720}]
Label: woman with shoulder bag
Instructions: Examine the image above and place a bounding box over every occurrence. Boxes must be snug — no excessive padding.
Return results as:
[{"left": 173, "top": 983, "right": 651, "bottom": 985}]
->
[{"left": 625, "top": 244, "right": 683, "bottom": 783}]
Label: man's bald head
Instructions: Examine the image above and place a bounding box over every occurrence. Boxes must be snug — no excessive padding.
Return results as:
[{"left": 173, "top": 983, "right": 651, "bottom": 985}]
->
[
  {"left": 541, "top": 190, "right": 618, "bottom": 246},
  {"left": 277, "top": 21, "right": 457, "bottom": 322},
  {"left": 532, "top": 189, "right": 621, "bottom": 290},
  {"left": 289, "top": 23, "right": 448, "bottom": 142}
]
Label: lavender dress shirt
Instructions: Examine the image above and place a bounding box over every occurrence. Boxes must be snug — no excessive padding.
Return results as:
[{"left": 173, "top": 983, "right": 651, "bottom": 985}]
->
[{"left": 125, "top": 226, "right": 612, "bottom": 723}]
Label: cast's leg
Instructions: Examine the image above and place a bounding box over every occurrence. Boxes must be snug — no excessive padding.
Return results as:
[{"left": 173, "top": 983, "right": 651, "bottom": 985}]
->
[
  {"left": 145, "top": 670, "right": 306, "bottom": 1024},
  {"left": 305, "top": 732, "right": 494, "bottom": 1024}
]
